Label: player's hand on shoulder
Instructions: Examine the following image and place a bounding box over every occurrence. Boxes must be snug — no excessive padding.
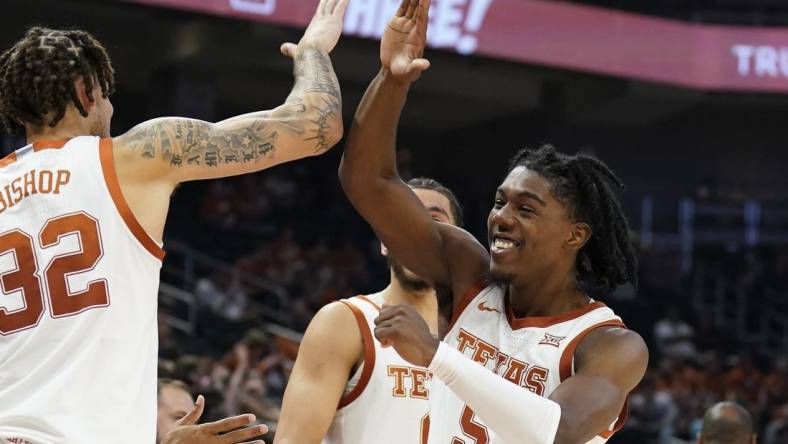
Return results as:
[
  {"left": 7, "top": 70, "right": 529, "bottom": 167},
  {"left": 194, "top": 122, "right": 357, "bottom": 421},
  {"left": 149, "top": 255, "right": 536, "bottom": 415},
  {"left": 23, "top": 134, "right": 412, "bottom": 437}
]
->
[
  {"left": 374, "top": 304, "right": 439, "bottom": 367},
  {"left": 381, "top": 0, "right": 432, "bottom": 83},
  {"left": 280, "top": 0, "right": 350, "bottom": 59},
  {"left": 161, "top": 395, "right": 269, "bottom": 444}
]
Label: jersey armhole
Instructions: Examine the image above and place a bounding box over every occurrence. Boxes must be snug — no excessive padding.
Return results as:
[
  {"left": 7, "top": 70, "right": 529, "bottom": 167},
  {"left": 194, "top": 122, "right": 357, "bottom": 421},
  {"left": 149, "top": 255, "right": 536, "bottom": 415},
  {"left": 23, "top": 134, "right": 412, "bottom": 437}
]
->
[
  {"left": 99, "top": 138, "right": 165, "bottom": 261},
  {"left": 558, "top": 319, "right": 629, "bottom": 439},
  {"left": 336, "top": 300, "right": 376, "bottom": 409}
]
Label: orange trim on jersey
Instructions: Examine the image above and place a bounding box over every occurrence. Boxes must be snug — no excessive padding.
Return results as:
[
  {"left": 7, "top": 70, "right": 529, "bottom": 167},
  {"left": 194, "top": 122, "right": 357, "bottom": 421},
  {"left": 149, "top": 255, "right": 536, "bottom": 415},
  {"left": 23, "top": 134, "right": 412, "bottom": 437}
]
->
[
  {"left": 32, "top": 139, "right": 69, "bottom": 152},
  {"left": 506, "top": 300, "right": 607, "bottom": 330},
  {"left": 0, "top": 152, "right": 17, "bottom": 169},
  {"left": 420, "top": 414, "right": 430, "bottom": 444},
  {"left": 558, "top": 319, "right": 626, "bottom": 381},
  {"left": 356, "top": 294, "right": 382, "bottom": 311},
  {"left": 558, "top": 319, "right": 629, "bottom": 440},
  {"left": 98, "top": 138, "right": 165, "bottom": 261},
  {"left": 447, "top": 281, "right": 487, "bottom": 333},
  {"left": 336, "top": 300, "right": 375, "bottom": 409}
]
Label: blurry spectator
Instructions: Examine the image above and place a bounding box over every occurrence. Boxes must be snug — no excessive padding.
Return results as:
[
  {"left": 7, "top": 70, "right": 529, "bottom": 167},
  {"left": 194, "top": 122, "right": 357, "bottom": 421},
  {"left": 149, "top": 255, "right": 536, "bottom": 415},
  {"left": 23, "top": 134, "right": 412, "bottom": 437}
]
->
[
  {"left": 156, "top": 378, "right": 269, "bottom": 443},
  {"left": 629, "top": 374, "right": 679, "bottom": 443},
  {"left": 221, "top": 334, "right": 284, "bottom": 425},
  {"left": 157, "top": 379, "right": 195, "bottom": 442},
  {"left": 697, "top": 402, "right": 756, "bottom": 444},
  {"left": 195, "top": 271, "right": 250, "bottom": 323},
  {"left": 654, "top": 305, "right": 697, "bottom": 361},
  {"left": 764, "top": 404, "right": 788, "bottom": 444}
]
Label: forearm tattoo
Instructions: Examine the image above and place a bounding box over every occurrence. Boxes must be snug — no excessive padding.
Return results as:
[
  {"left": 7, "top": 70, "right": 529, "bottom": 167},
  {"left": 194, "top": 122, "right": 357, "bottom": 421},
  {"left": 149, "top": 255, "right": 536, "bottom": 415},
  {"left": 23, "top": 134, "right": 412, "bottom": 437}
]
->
[
  {"left": 128, "top": 48, "right": 341, "bottom": 166},
  {"left": 292, "top": 46, "right": 342, "bottom": 153},
  {"left": 293, "top": 46, "right": 341, "bottom": 99},
  {"left": 125, "top": 118, "right": 280, "bottom": 168}
]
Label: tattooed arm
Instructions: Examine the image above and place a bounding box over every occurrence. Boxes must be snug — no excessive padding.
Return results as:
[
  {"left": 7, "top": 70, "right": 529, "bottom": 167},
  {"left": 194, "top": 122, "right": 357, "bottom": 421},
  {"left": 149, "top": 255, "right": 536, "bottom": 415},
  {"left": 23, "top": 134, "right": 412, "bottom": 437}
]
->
[
  {"left": 109, "top": 0, "right": 349, "bottom": 243},
  {"left": 115, "top": 46, "right": 342, "bottom": 184}
]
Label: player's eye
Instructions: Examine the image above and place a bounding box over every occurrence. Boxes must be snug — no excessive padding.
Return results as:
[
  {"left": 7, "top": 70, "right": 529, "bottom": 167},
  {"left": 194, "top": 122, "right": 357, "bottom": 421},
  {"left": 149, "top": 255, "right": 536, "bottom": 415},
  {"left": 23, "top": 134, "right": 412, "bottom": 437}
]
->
[{"left": 519, "top": 206, "right": 534, "bottom": 216}]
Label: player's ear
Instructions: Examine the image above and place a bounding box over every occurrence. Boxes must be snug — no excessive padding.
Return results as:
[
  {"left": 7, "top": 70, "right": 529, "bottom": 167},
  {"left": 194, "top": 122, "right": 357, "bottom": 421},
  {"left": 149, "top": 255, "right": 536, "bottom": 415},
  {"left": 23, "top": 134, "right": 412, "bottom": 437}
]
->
[
  {"left": 73, "top": 76, "right": 94, "bottom": 112},
  {"left": 566, "top": 222, "right": 591, "bottom": 251}
]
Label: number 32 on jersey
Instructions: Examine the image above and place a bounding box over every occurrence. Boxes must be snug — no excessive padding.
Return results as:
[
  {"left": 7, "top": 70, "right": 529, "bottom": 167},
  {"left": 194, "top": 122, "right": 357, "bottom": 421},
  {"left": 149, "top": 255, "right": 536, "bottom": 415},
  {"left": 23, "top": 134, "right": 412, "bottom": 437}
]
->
[{"left": 0, "top": 211, "right": 108, "bottom": 335}]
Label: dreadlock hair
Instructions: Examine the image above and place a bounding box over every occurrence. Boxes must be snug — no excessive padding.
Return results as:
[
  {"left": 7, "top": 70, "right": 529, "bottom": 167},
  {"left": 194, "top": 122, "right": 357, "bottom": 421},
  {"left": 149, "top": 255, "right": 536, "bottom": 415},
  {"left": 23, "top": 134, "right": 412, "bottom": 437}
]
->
[
  {"left": 0, "top": 26, "right": 115, "bottom": 134},
  {"left": 507, "top": 144, "right": 638, "bottom": 294},
  {"left": 407, "top": 177, "right": 464, "bottom": 226}
]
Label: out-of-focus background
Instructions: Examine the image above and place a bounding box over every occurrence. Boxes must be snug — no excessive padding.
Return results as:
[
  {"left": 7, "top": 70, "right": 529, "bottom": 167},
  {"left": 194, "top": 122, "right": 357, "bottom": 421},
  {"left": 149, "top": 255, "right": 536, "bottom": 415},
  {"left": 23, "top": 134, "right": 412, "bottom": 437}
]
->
[{"left": 3, "top": 1, "right": 788, "bottom": 442}]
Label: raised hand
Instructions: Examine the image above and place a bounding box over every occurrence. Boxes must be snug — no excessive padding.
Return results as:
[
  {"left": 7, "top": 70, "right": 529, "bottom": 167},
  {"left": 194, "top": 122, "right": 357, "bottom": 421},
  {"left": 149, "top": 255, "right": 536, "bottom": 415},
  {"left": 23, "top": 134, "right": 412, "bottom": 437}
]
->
[
  {"left": 381, "top": 0, "right": 432, "bottom": 82},
  {"left": 281, "top": 0, "right": 351, "bottom": 58},
  {"left": 374, "top": 304, "right": 440, "bottom": 367},
  {"left": 160, "top": 395, "right": 269, "bottom": 444}
]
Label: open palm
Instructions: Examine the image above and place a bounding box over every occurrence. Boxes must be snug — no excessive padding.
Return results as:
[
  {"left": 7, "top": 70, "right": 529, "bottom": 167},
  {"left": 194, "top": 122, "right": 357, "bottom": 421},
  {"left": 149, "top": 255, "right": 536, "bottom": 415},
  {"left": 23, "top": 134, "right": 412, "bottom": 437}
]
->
[{"left": 381, "top": 0, "right": 431, "bottom": 82}]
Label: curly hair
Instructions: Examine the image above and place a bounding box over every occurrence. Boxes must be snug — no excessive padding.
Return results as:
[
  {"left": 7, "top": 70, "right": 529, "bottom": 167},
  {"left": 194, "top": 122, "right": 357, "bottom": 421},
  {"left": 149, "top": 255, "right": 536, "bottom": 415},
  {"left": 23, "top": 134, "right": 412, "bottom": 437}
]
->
[
  {"left": 508, "top": 144, "right": 638, "bottom": 294},
  {"left": 0, "top": 26, "right": 115, "bottom": 134}
]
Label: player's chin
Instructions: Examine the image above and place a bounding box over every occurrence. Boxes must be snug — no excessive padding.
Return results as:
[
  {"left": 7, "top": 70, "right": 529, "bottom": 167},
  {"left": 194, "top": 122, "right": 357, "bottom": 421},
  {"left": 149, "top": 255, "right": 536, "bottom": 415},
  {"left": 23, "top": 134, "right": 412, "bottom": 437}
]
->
[
  {"left": 393, "top": 264, "right": 431, "bottom": 292},
  {"left": 489, "top": 261, "right": 516, "bottom": 286}
]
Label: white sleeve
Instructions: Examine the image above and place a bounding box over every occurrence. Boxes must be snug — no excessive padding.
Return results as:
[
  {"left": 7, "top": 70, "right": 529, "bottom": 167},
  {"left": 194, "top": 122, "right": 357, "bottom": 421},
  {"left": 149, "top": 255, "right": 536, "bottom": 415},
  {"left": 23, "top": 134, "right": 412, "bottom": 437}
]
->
[{"left": 428, "top": 342, "right": 562, "bottom": 444}]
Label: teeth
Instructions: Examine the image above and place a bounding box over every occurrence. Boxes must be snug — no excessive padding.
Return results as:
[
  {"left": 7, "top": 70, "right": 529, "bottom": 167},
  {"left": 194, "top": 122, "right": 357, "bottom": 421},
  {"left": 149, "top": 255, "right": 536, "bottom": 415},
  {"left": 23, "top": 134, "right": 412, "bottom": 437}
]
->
[{"left": 494, "top": 238, "right": 516, "bottom": 249}]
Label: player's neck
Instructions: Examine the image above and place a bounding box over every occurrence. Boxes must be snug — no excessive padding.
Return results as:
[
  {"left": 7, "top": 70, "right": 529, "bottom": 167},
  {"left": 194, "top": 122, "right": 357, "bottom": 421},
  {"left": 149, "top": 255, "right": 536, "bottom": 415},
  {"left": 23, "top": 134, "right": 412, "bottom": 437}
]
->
[
  {"left": 507, "top": 274, "right": 589, "bottom": 319},
  {"left": 25, "top": 112, "right": 93, "bottom": 144},
  {"left": 382, "top": 277, "right": 439, "bottom": 333}
]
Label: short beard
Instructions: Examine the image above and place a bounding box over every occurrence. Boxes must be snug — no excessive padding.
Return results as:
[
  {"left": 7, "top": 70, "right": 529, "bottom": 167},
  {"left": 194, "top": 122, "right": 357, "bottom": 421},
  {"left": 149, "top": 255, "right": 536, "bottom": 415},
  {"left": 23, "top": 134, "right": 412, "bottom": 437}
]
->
[{"left": 388, "top": 257, "right": 431, "bottom": 293}]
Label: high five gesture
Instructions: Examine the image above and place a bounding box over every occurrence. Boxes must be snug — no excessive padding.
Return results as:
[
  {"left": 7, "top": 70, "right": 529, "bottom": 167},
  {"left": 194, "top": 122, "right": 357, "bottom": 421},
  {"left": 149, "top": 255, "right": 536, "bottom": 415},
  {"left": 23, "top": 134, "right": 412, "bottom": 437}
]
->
[
  {"left": 381, "top": 0, "right": 432, "bottom": 82},
  {"left": 280, "top": 0, "right": 351, "bottom": 58}
]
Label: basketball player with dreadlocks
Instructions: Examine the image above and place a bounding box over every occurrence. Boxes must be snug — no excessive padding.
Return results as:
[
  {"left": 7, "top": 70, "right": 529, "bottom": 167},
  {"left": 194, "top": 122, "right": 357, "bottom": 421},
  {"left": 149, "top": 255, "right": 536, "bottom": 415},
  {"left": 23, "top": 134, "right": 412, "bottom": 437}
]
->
[
  {"left": 277, "top": 177, "right": 463, "bottom": 444},
  {"left": 0, "top": 1, "right": 347, "bottom": 442},
  {"left": 339, "top": 1, "right": 648, "bottom": 443}
]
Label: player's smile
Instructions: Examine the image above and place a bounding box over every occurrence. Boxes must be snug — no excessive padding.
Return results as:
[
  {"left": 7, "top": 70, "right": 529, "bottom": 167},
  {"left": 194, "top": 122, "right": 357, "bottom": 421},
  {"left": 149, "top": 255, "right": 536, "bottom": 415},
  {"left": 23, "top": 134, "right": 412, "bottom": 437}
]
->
[
  {"left": 487, "top": 167, "right": 548, "bottom": 272},
  {"left": 489, "top": 233, "right": 522, "bottom": 259},
  {"left": 487, "top": 213, "right": 530, "bottom": 280}
]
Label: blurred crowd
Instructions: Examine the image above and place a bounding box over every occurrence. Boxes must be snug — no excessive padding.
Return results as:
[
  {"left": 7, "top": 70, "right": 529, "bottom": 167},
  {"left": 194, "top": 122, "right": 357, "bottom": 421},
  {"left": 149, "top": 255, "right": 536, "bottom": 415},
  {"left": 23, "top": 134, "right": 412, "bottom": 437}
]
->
[
  {"left": 156, "top": 155, "right": 788, "bottom": 443},
  {"left": 158, "top": 326, "right": 287, "bottom": 439},
  {"left": 625, "top": 353, "right": 788, "bottom": 443}
]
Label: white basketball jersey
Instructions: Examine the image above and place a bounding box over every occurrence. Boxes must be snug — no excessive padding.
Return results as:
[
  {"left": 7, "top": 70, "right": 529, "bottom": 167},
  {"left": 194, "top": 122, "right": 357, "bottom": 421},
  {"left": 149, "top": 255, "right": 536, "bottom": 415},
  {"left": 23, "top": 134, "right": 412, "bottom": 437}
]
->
[
  {"left": 428, "top": 285, "right": 627, "bottom": 444},
  {"left": 0, "top": 137, "right": 163, "bottom": 443},
  {"left": 324, "top": 293, "right": 431, "bottom": 444}
]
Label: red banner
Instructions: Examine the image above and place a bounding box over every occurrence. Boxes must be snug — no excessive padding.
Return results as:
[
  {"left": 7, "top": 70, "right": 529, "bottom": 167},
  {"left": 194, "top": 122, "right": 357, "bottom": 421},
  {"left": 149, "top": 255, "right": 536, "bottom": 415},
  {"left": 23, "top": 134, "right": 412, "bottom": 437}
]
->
[{"left": 124, "top": 0, "right": 788, "bottom": 93}]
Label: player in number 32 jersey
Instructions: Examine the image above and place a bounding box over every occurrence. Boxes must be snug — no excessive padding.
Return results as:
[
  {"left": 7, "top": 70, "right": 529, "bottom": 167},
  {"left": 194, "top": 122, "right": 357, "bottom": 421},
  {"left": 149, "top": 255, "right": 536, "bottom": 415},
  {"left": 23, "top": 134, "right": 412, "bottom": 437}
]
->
[
  {"left": 0, "top": 137, "right": 163, "bottom": 442},
  {"left": 0, "top": 7, "right": 347, "bottom": 442}
]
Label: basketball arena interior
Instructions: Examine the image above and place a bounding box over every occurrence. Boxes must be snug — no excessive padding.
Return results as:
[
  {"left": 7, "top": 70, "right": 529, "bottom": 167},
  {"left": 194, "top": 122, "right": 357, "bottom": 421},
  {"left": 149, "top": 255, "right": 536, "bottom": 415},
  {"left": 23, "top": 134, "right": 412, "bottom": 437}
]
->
[{"left": 2, "top": 0, "right": 788, "bottom": 443}]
